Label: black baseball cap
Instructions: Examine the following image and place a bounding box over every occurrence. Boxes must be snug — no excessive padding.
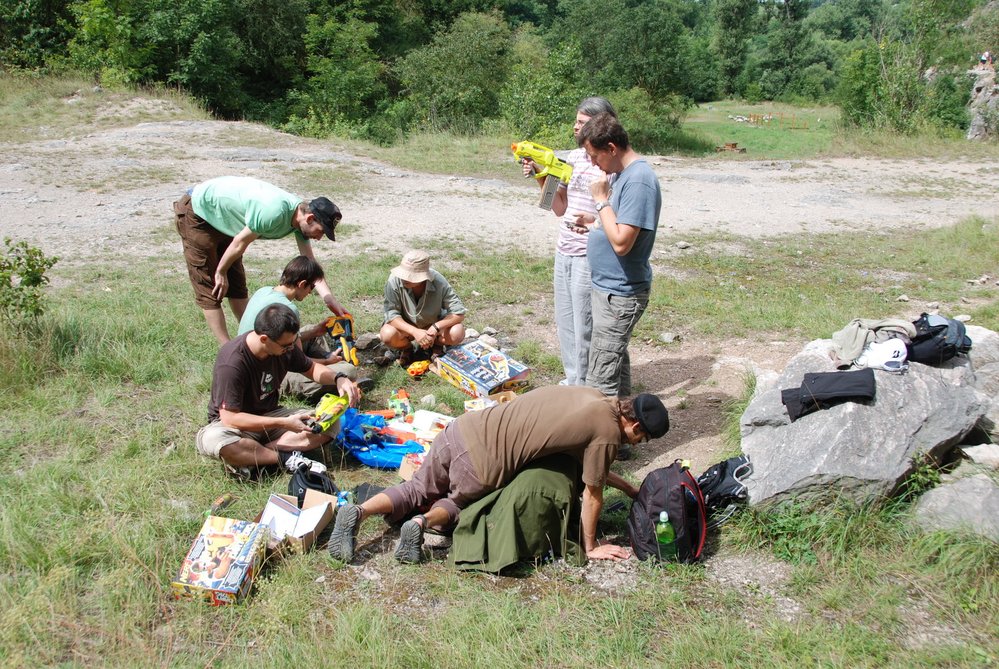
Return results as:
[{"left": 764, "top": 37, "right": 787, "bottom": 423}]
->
[
  {"left": 633, "top": 394, "right": 669, "bottom": 439},
  {"left": 309, "top": 197, "right": 341, "bottom": 241}
]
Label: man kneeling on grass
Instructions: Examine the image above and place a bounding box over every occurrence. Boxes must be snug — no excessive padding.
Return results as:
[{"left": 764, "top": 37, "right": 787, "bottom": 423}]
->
[
  {"left": 328, "top": 386, "right": 668, "bottom": 564},
  {"left": 197, "top": 303, "right": 361, "bottom": 480}
]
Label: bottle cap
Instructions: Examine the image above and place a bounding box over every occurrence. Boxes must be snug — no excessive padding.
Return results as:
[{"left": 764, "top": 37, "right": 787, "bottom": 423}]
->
[{"left": 659, "top": 510, "right": 669, "bottom": 522}]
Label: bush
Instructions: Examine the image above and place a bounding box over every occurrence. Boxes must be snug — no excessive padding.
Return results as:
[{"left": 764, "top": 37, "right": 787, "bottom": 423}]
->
[
  {"left": 609, "top": 87, "right": 692, "bottom": 154},
  {"left": 0, "top": 238, "right": 58, "bottom": 331}
]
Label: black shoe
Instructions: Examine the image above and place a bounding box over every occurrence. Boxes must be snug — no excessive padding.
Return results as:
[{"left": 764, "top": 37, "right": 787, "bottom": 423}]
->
[
  {"left": 394, "top": 516, "right": 425, "bottom": 564},
  {"left": 328, "top": 504, "right": 362, "bottom": 563}
]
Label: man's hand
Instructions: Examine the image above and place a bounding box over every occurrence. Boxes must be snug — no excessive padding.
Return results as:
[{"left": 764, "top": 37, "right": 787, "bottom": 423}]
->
[
  {"left": 323, "top": 293, "right": 346, "bottom": 316},
  {"left": 416, "top": 328, "right": 436, "bottom": 349},
  {"left": 589, "top": 175, "right": 610, "bottom": 202},
  {"left": 212, "top": 271, "right": 229, "bottom": 301},
  {"left": 324, "top": 352, "right": 344, "bottom": 365},
  {"left": 283, "top": 411, "right": 314, "bottom": 433},
  {"left": 586, "top": 543, "right": 632, "bottom": 561},
  {"left": 337, "top": 375, "right": 360, "bottom": 407}
]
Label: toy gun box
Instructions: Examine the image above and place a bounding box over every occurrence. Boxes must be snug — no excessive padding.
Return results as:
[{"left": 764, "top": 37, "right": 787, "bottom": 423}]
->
[
  {"left": 433, "top": 340, "right": 531, "bottom": 399},
  {"left": 171, "top": 516, "right": 269, "bottom": 606}
]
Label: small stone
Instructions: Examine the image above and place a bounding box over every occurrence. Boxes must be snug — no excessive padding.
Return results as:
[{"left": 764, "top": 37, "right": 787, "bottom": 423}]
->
[
  {"left": 659, "top": 332, "right": 679, "bottom": 344},
  {"left": 675, "top": 241, "right": 691, "bottom": 249},
  {"left": 925, "top": 301, "right": 940, "bottom": 310},
  {"left": 479, "top": 334, "right": 499, "bottom": 348},
  {"left": 420, "top": 394, "right": 435, "bottom": 407},
  {"left": 465, "top": 327, "right": 480, "bottom": 339},
  {"left": 482, "top": 327, "right": 498, "bottom": 336},
  {"left": 315, "top": 575, "right": 326, "bottom": 583},
  {"left": 896, "top": 294, "right": 910, "bottom": 302},
  {"left": 472, "top": 290, "right": 481, "bottom": 297},
  {"left": 961, "top": 444, "right": 999, "bottom": 468},
  {"left": 162, "top": 442, "right": 177, "bottom": 456},
  {"left": 355, "top": 333, "right": 380, "bottom": 350},
  {"left": 955, "top": 314, "right": 972, "bottom": 322}
]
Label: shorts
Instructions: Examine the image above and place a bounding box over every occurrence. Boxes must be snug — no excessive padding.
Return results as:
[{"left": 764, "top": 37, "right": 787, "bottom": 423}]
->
[
  {"left": 174, "top": 193, "right": 248, "bottom": 309},
  {"left": 196, "top": 407, "right": 311, "bottom": 459}
]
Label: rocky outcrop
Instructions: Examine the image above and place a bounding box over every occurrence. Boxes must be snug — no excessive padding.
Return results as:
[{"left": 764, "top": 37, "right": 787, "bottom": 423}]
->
[
  {"left": 741, "top": 340, "right": 989, "bottom": 505},
  {"left": 915, "top": 471, "right": 999, "bottom": 541},
  {"left": 966, "top": 67, "right": 998, "bottom": 141}
]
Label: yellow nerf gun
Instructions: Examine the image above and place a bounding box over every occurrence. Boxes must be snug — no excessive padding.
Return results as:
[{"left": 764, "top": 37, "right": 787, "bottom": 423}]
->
[
  {"left": 511, "top": 140, "right": 574, "bottom": 211},
  {"left": 325, "top": 314, "right": 359, "bottom": 366},
  {"left": 309, "top": 393, "right": 349, "bottom": 433}
]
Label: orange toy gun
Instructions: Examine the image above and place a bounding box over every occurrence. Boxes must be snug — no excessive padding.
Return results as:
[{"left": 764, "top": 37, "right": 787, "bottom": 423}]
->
[
  {"left": 511, "top": 140, "right": 574, "bottom": 211},
  {"left": 325, "top": 314, "right": 359, "bottom": 366}
]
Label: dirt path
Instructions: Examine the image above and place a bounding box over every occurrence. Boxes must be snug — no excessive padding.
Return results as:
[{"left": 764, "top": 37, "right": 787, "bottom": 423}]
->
[{"left": 2, "top": 112, "right": 997, "bottom": 472}]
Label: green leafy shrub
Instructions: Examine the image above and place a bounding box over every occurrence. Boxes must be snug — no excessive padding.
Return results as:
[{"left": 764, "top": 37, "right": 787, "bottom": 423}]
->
[
  {"left": 0, "top": 238, "right": 58, "bottom": 330},
  {"left": 609, "top": 87, "right": 692, "bottom": 154}
]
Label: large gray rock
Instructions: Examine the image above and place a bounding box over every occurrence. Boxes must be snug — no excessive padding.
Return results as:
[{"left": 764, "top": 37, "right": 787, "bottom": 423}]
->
[
  {"left": 966, "top": 325, "right": 999, "bottom": 439},
  {"left": 741, "top": 340, "right": 989, "bottom": 505},
  {"left": 915, "top": 474, "right": 999, "bottom": 541}
]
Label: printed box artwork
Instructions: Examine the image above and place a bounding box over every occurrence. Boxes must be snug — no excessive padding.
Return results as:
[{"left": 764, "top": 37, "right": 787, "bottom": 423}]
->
[
  {"left": 171, "top": 516, "right": 269, "bottom": 606},
  {"left": 435, "top": 340, "right": 531, "bottom": 398}
]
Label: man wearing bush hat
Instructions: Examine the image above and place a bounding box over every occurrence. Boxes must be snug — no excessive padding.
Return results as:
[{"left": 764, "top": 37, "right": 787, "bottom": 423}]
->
[
  {"left": 379, "top": 249, "right": 467, "bottom": 366},
  {"left": 173, "top": 175, "right": 347, "bottom": 345},
  {"left": 329, "top": 386, "right": 669, "bottom": 565}
]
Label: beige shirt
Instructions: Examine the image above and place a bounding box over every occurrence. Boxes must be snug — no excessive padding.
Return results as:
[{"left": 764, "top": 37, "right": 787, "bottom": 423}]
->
[{"left": 459, "top": 386, "right": 621, "bottom": 488}]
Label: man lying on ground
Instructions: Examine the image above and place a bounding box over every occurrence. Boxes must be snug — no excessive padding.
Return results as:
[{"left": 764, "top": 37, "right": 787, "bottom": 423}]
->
[
  {"left": 379, "top": 249, "right": 466, "bottom": 366},
  {"left": 328, "top": 386, "right": 668, "bottom": 564},
  {"left": 197, "top": 303, "right": 360, "bottom": 480},
  {"left": 237, "top": 256, "right": 369, "bottom": 401}
]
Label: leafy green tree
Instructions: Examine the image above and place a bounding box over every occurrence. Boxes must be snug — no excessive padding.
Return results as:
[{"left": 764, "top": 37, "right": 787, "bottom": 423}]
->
[
  {"left": 711, "top": 0, "right": 758, "bottom": 97},
  {"left": 755, "top": 0, "right": 810, "bottom": 99},
  {"left": 395, "top": 11, "right": 512, "bottom": 133},
  {"left": 0, "top": 0, "right": 75, "bottom": 69}
]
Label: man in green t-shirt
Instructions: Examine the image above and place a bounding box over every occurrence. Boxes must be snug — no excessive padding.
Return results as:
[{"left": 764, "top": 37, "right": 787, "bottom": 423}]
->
[
  {"left": 173, "top": 176, "right": 347, "bottom": 345},
  {"left": 238, "top": 256, "right": 364, "bottom": 400}
]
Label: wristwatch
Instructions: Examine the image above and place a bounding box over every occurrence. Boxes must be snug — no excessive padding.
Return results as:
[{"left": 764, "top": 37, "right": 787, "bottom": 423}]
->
[{"left": 595, "top": 201, "right": 611, "bottom": 212}]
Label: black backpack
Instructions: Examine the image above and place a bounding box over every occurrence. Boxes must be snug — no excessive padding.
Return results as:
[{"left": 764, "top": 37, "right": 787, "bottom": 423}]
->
[
  {"left": 908, "top": 313, "right": 972, "bottom": 365},
  {"left": 696, "top": 455, "right": 752, "bottom": 528},
  {"left": 627, "top": 460, "right": 707, "bottom": 563},
  {"left": 288, "top": 465, "right": 339, "bottom": 508}
]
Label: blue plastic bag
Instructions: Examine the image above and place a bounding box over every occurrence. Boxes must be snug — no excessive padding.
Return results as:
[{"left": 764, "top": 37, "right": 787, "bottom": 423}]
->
[{"left": 336, "top": 408, "right": 424, "bottom": 469}]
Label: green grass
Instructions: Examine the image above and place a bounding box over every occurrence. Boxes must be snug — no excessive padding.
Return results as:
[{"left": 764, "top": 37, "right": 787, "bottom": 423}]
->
[{"left": 3, "top": 216, "right": 999, "bottom": 665}]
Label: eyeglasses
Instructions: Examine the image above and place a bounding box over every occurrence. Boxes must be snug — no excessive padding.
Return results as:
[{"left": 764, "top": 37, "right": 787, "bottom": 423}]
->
[{"left": 274, "top": 332, "right": 300, "bottom": 353}]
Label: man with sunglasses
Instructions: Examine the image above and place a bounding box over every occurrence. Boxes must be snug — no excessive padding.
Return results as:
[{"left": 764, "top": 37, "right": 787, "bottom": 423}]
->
[
  {"left": 329, "top": 387, "right": 668, "bottom": 564},
  {"left": 197, "top": 303, "right": 361, "bottom": 479},
  {"left": 237, "top": 256, "right": 363, "bottom": 401},
  {"left": 173, "top": 176, "right": 346, "bottom": 345}
]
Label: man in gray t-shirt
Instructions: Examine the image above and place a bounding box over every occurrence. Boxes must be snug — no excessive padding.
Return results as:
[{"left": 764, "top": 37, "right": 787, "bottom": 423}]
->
[{"left": 578, "top": 113, "right": 661, "bottom": 397}]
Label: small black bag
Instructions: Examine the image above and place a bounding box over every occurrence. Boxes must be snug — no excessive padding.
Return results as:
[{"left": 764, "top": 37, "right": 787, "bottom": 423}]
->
[
  {"left": 908, "top": 313, "right": 972, "bottom": 365},
  {"left": 288, "top": 465, "right": 339, "bottom": 508},
  {"left": 627, "top": 460, "right": 707, "bottom": 563},
  {"left": 696, "top": 455, "right": 752, "bottom": 528}
]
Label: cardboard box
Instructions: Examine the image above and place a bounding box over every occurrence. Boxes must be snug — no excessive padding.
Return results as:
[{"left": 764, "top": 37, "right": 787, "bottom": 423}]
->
[
  {"left": 398, "top": 450, "right": 427, "bottom": 481},
  {"left": 434, "top": 340, "right": 530, "bottom": 398},
  {"left": 256, "top": 490, "right": 336, "bottom": 554},
  {"left": 172, "top": 516, "right": 269, "bottom": 606}
]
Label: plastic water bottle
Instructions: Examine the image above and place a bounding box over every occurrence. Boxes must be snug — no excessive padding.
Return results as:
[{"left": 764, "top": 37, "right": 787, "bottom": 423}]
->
[{"left": 655, "top": 510, "right": 677, "bottom": 560}]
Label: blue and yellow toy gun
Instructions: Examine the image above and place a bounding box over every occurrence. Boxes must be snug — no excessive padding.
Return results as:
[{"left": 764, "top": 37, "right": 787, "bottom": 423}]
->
[{"left": 325, "top": 314, "right": 359, "bottom": 366}]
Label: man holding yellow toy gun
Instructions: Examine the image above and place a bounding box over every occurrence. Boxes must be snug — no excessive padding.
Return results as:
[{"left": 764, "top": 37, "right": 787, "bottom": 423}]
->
[
  {"left": 199, "top": 304, "right": 360, "bottom": 480},
  {"left": 514, "top": 97, "right": 618, "bottom": 388},
  {"left": 238, "top": 256, "right": 370, "bottom": 401}
]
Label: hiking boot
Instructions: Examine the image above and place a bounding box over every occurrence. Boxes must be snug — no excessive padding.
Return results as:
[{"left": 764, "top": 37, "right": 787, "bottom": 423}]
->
[
  {"left": 328, "top": 504, "right": 362, "bottom": 563},
  {"left": 398, "top": 346, "right": 416, "bottom": 368},
  {"left": 394, "top": 517, "right": 425, "bottom": 564},
  {"left": 284, "top": 451, "right": 327, "bottom": 475},
  {"left": 430, "top": 343, "right": 446, "bottom": 358}
]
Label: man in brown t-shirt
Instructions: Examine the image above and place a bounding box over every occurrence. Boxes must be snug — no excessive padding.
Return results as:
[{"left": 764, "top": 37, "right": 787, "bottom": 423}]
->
[
  {"left": 328, "top": 386, "right": 668, "bottom": 564},
  {"left": 196, "top": 303, "right": 360, "bottom": 479}
]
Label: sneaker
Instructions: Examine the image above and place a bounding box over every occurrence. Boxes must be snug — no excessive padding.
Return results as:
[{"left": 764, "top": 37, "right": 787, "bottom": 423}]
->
[
  {"left": 328, "top": 504, "right": 362, "bottom": 563},
  {"left": 284, "top": 451, "right": 327, "bottom": 474},
  {"left": 394, "top": 517, "right": 425, "bottom": 564}
]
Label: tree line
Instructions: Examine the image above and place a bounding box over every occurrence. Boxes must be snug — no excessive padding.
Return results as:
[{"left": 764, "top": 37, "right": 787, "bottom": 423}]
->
[{"left": 2, "top": 0, "right": 997, "bottom": 148}]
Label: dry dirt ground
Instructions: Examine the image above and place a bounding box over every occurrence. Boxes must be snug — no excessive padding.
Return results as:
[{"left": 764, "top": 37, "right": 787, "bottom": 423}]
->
[{"left": 3, "top": 104, "right": 997, "bottom": 475}]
